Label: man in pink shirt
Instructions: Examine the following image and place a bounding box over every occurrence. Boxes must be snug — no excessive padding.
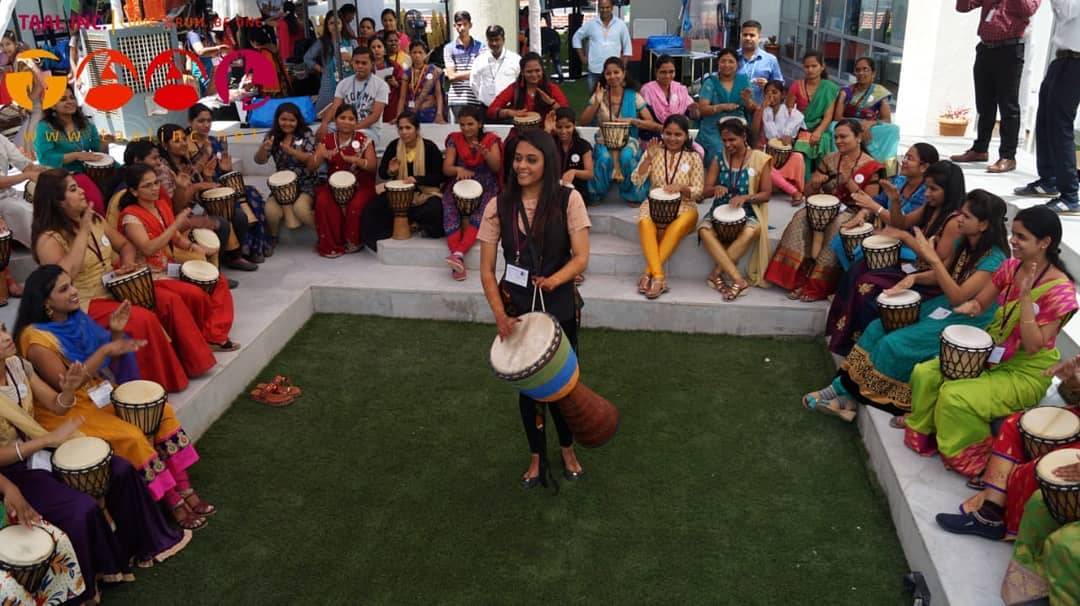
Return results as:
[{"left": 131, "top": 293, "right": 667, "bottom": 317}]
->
[{"left": 950, "top": 0, "right": 1042, "bottom": 174}]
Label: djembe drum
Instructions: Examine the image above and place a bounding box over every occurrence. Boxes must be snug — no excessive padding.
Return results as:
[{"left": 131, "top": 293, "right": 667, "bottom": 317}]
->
[
  {"left": 600, "top": 121, "right": 630, "bottom": 182},
  {"left": 1020, "top": 408, "right": 1080, "bottom": 460},
  {"left": 0, "top": 525, "right": 55, "bottom": 594},
  {"left": 82, "top": 154, "right": 116, "bottom": 195},
  {"left": 52, "top": 436, "right": 112, "bottom": 498},
  {"left": 329, "top": 171, "right": 357, "bottom": 207},
  {"left": 268, "top": 170, "right": 302, "bottom": 229},
  {"left": 489, "top": 312, "right": 619, "bottom": 447},
  {"left": 766, "top": 138, "right": 793, "bottom": 168},
  {"left": 648, "top": 188, "right": 681, "bottom": 228},
  {"left": 1036, "top": 448, "right": 1080, "bottom": 525},
  {"left": 0, "top": 230, "right": 11, "bottom": 271},
  {"left": 939, "top": 325, "right": 994, "bottom": 380},
  {"left": 840, "top": 222, "right": 873, "bottom": 260},
  {"left": 453, "top": 179, "right": 483, "bottom": 218},
  {"left": 201, "top": 187, "right": 236, "bottom": 221},
  {"left": 104, "top": 267, "right": 156, "bottom": 310},
  {"left": 111, "top": 380, "right": 168, "bottom": 437},
  {"left": 862, "top": 235, "right": 901, "bottom": 270},
  {"left": 513, "top": 112, "right": 542, "bottom": 131},
  {"left": 22, "top": 180, "right": 34, "bottom": 204},
  {"left": 806, "top": 194, "right": 840, "bottom": 231},
  {"left": 190, "top": 228, "right": 220, "bottom": 257},
  {"left": 711, "top": 205, "right": 747, "bottom": 244},
  {"left": 876, "top": 289, "right": 921, "bottom": 332},
  {"left": 218, "top": 171, "right": 247, "bottom": 204},
  {"left": 385, "top": 180, "right": 416, "bottom": 240},
  {"left": 179, "top": 260, "right": 220, "bottom": 294}
]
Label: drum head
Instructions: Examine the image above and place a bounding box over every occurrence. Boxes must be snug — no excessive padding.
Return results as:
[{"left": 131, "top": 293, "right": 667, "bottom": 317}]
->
[
  {"left": 25, "top": 181, "right": 34, "bottom": 196},
  {"left": 83, "top": 154, "right": 113, "bottom": 167},
  {"left": 767, "top": 138, "right": 791, "bottom": 151},
  {"left": 1037, "top": 448, "right": 1080, "bottom": 485},
  {"left": 103, "top": 266, "right": 149, "bottom": 285},
  {"left": 204, "top": 187, "right": 235, "bottom": 201},
  {"left": 52, "top": 436, "right": 110, "bottom": 471},
  {"left": 191, "top": 228, "right": 220, "bottom": 250},
  {"left": 942, "top": 324, "right": 994, "bottom": 349},
  {"left": 113, "top": 379, "right": 165, "bottom": 405},
  {"left": 453, "top": 179, "right": 482, "bottom": 199},
  {"left": 1022, "top": 407, "right": 1080, "bottom": 440},
  {"left": 806, "top": 194, "right": 840, "bottom": 209},
  {"left": 514, "top": 112, "right": 540, "bottom": 124},
  {"left": 840, "top": 222, "right": 874, "bottom": 236},
  {"left": 384, "top": 178, "right": 413, "bottom": 192},
  {"left": 862, "top": 235, "right": 899, "bottom": 251},
  {"left": 648, "top": 187, "right": 680, "bottom": 201},
  {"left": 876, "top": 289, "right": 920, "bottom": 306},
  {"left": 329, "top": 171, "right": 357, "bottom": 189},
  {"left": 182, "top": 260, "right": 219, "bottom": 281},
  {"left": 268, "top": 170, "right": 298, "bottom": 187},
  {"left": 711, "top": 205, "right": 746, "bottom": 223},
  {"left": 0, "top": 526, "right": 54, "bottom": 565},
  {"left": 489, "top": 312, "right": 558, "bottom": 375}
]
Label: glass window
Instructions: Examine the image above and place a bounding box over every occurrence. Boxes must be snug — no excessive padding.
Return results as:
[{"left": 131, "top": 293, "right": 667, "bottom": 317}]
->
[
  {"left": 782, "top": 0, "right": 800, "bottom": 21},
  {"left": 877, "top": 0, "right": 908, "bottom": 48},
  {"left": 821, "top": 34, "right": 843, "bottom": 75},
  {"left": 841, "top": 40, "right": 872, "bottom": 82},
  {"left": 800, "top": 26, "right": 817, "bottom": 59},
  {"left": 820, "top": 0, "right": 847, "bottom": 32},
  {"left": 779, "top": 21, "right": 799, "bottom": 62},
  {"left": 876, "top": 48, "right": 902, "bottom": 97},
  {"left": 801, "top": 0, "right": 819, "bottom": 24},
  {"left": 845, "top": 0, "right": 870, "bottom": 38}
]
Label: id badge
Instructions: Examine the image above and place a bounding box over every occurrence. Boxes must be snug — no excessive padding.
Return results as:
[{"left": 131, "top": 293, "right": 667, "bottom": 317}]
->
[
  {"left": 901, "top": 263, "right": 918, "bottom": 274},
  {"left": 407, "top": 100, "right": 416, "bottom": 109},
  {"left": 928, "top": 307, "right": 952, "bottom": 320},
  {"left": 167, "top": 263, "right": 181, "bottom": 278},
  {"left": 28, "top": 450, "right": 52, "bottom": 472},
  {"left": 506, "top": 264, "right": 529, "bottom": 288},
  {"left": 988, "top": 346, "right": 1006, "bottom": 365},
  {"left": 88, "top": 382, "right": 114, "bottom": 408}
]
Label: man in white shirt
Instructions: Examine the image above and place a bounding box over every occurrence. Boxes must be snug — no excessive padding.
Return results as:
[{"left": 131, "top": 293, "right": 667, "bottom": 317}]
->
[
  {"left": 0, "top": 134, "right": 44, "bottom": 247},
  {"left": 316, "top": 47, "right": 389, "bottom": 141},
  {"left": 571, "top": 0, "right": 632, "bottom": 94},
  {"left": 470, "top": 25, "right": 521, "bottom": 109}
]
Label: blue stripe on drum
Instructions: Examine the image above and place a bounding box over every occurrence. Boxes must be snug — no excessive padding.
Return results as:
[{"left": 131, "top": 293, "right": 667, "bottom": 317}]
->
[{"left": 521, "top": 347, "right": 579, "bottom": 401}]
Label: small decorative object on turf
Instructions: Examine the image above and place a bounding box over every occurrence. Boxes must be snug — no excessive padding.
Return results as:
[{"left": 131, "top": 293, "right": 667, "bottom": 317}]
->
[{"left": 251, "top": 376, "right": 302, "bottom": 407}]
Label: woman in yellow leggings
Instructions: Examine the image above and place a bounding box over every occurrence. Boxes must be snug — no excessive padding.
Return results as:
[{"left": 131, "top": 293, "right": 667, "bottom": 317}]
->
[{"left": 631, "top": 115, "right": 704, "bottom": 299}]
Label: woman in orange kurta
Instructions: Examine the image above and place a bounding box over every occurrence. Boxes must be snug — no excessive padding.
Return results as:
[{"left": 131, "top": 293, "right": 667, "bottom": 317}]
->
[
  {"left": 117, "top": 163, "right": 237, "bottom": 350},
  {"left": 15, "top": 264, "right": 215, "bottom": 530}
]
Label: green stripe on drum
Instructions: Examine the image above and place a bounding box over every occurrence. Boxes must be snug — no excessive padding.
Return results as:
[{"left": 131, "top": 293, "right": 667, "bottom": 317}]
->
[{"left": 509, "top": 333, "right": 573, "bottom": 392}]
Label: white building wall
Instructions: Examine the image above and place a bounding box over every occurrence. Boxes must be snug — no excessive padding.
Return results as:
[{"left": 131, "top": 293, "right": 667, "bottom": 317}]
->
[{"left": 449, "top": 0, "right": 517, "bottom": 50}]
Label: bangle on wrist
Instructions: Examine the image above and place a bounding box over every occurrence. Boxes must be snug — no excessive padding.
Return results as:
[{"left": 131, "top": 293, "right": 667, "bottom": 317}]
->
[
  {"left": 14, "top": 440, "right": 24, "bottom": 462},
  {"left": 57, "top": 392, "right": 75, "bottom": 409}
]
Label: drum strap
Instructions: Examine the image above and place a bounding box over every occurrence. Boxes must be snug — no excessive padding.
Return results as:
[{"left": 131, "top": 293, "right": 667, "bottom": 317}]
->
[{"left": 515, "top": 197, "right": 547, "bottom": 314}]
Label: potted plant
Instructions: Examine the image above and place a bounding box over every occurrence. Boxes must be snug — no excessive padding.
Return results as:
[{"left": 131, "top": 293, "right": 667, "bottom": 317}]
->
[
  {"left": 764, "top": 35, "right": 780, "bottom": 56},
  {"left": 938, "top": 106, "right": 971, "bottom": 137}
]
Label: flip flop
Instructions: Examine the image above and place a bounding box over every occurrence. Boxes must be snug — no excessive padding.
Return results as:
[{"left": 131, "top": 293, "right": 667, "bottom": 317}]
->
[
  {"left": 803, "top": 390, "right": 856, "bottom": 422},
  {"left": 889, "top": 414, "right": 909, "bottom": 429},
  {"left": 250, "top": 385, "right": 297, "bottom": 407}
]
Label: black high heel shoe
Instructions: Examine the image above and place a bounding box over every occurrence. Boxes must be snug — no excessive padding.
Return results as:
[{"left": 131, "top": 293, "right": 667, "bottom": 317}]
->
[{"left": 563, "top": 468, "right": 584, "bottom": 481}]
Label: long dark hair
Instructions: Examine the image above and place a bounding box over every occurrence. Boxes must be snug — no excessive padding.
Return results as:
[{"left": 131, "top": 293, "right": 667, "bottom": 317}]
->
[
  {"left": 42, "top": 84, "right": 88, "bottom": 132},
  {"left": 267, "top": 102, "right": 312, "bottom": 156},
  {"left": 31, "top": 169, "right": 85, "bottom": 258},
  {"left": 910, "top": 142, "right": 939, "bottom": 165},
  {"left": 554, "top": 107, "right": 585, "bottom": 148},
  {"left": 1015, "top": 205, "right": 1075, "bottom": 282},
  {"left": 500, "top": 129, "right": 562, "bottom": 248},
  {"left": 456, "top": 105, "right": 487, "bottom": 137},
  {"left": 803, "top": 50, "right": 828, "bottom": 79},
  {"left": 600, "top": 56, "right": 638, "bottom": 90},
  {"left": 319, "top": 10, "right": 341, "bottom": 61},
  {"left": 513, "top": 52, "right": 556, "bottom": 113},
  {"left": 187, "top": 103, "right": 212, "bottom": 124},
  {"left": 950, "top": 189, "right": 1009, "bottom": 281},
  {"left": 921, "top": 161, "right": 966, "bottom": 238},
  {"left": 664, "top": 114, "right": 694, "bottom": 151},
  {"left": 13, "top": 264, "right": 66, "bottom": 343},
  {"left": 117, "top": 163, "right": 156, "bottom": 211},
  {"left": 156, "top": 123, "right": 190, "bottom": 175}
]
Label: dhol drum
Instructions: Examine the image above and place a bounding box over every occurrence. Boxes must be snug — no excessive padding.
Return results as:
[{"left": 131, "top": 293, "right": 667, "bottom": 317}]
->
[
  {"left": 648, "top": 188, "right": 682, "bottom": 228},
  {"left": 82, "top": 154, "right": 116, "bottom": 194},
  {"left": 711, "top": 205, "right": 747, "bottom": 244},
  {"left": 599, "top": 121, "right": 630, "bottom": 182},
  {"left": 806, "top": 194, "right": 840, "bottom": 231},
  {"left": 452, "top": 179, "right": 483, "bottom": 219},
  {"left": 1036, "top": 447, "right": 1080, "bottom": 525},
  {"left": 876, "top": 289, "right": 921, "bottom": 332},
  {"left": 179, "top": 260, "right": 220, "bottom": 294},
  {"left": 490, "top": 312, "right": 620, "bottom": 447},
  {"left": 1020, "top": 407, "right": 1080, "bottom": 460},
  {"left": 190, "top": 228, "right": 220, "bottom": 256},
  {"left": 0, "top": 230, "right": 11, "bottom": 271},
  {"left": 201, "top": 187, "right": 236, "bottom": 221},
  {"left": 513, "top": 112, "right": 542, "bottom": 131},
  {"left": 939, "top": 324, "right": 994, "bottom": 380},
  {"left": 862, "top": 235, "right": 901, "bottom": 271},
  {"left": 111, "top": 380, "right": 167, "bottom": 437},
  {"left": 766, "top": 138, "right": 793, "bottom": 168},
  {"left": 840, "top": 222, "right": 874, "bottom": 260},
  {"left": 218, "top": 171, "right": 247, "bottom": 204},
  {"left": 268, "top": 170, "right": 302, "bottom": 229},
  {"left": 22, "top": 179, "right": 34, "bottom": 204},
  {"left": 52, "top": 436, "right": 112, "bottom": 498},
  {"left": 0, "top": 525, "right": 55, "bottom": 594},
  {"left": 104, "top": 266, "right": 156, "bottom": 310},
  {"left": 329, "top": 170, "right": 356, "bottom": 207},
  {"left": 385, "top": 179, "right": 416, "bottom": 240}
]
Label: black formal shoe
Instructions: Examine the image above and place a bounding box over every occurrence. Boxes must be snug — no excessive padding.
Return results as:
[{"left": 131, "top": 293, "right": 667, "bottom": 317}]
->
[
  {"left": 563, "top": 468, "right": 584, "bottom": 481},
  {"left": 520, "top": 475, "right": 542, "bottom": 490},
  {"left": 227, "top": 279, "right": 239, "bottom": 290},
  {"left": 935, "top": 509, "right": 1005, "bottom": 541},
  {"left": 224, "top": 256, "right": 258, "bottom": 271}
]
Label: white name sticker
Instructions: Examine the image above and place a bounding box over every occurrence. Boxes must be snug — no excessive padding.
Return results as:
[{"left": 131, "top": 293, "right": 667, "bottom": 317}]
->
[
  {"left": 88, "top": 381, "right": 114, "bottom": 408},
  {"left": 29, "top": 450, "right": 52, "bottom": 472},
  {"left": 166, "top": 263, "right": 181, "bottom": 278},
  {"left": 929, "top": 307, "right": 952, "bottom": 320},
  {"left": 505, "top": 264, "right": 529, "bottom": 288},
  {"left": 901, "top": 263, "right": 918, "bottom": 274},
  {"left": 100, "top": 235, "right": 110, "bottom": 249},
  {"left": 988, "top": 346, "right": 1006, "bottom": 365},
  {"left": 571, "top": 153, "right": 580, "bottom": 163},
  {"left": 747, "top": 167, "right": 756, "bottom": 177}
]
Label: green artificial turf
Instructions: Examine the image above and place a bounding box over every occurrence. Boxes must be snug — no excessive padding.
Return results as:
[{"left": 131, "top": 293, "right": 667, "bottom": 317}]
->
[{"left": 109, "top": 315, "right": 908, "bottom": 605}]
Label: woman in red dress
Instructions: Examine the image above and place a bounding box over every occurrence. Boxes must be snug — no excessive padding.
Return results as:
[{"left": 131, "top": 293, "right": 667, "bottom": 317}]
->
[{"left": 307, "top": 104, "right": 377, "bottom": 257}]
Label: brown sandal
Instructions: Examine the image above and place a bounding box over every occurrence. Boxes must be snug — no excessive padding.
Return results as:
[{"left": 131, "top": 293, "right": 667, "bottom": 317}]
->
[
  {"left": 180, "top": 489, "right": 216, "bottom": 517},
  {"left": 645, "top": 277, "right": 668, "bottom": 300},
  {"left": 171, "top": 502, "right": 208, "bottom": 531},
  {"left": 257, "top": 375, "right": 302, "bottom": 397},
  {"left": 723, "top": 282, "right": 749, "bottom": 302},
  {"left": 250, "top": 383, "right": 298, "bottom": 407},
  {"left": 637, "top": 274, "right": 650, "bottom": 294}
]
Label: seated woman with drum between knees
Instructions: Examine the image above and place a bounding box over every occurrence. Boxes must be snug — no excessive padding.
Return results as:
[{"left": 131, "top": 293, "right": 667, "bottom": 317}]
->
[
  {"left": 253, "top": 102, "right": 318, "bottom": 247},
  {"left": 32, "top": 169, "right": 215, "bottom": 392},
  {"left": 361, "top": 111, "right": 445, "bottom": 249},
  {"left": 117, "top": 164, "right": 239, "bottom": 352},
  {"left": 0, "top": 483, "right": 87, "bottom": 604},
  {"left": 0, "top": 323, "right": 194, "bottom": 598},
  {"left": 698, "top": 118, "right": 772, "bottom": 302},
  {"left": 308, "top": 104, "right": 377, "bottom": 258},
  {"left": 15, "top": 265, "right": 217, "bottom": 531},
  {"left": 478, "top": 129, "right": 590, "bottom": 488},
  {"left": 904, "top": 206, "right": 1078, "bottom": 478},
  {"left": 441, "top": 105, "right": 502, "bottom": 281}
]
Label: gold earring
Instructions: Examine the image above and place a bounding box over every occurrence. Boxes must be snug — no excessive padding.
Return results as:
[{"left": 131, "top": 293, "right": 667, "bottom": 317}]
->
[{"left": 44, "top": 305, "right": 53, "bottom": 320}]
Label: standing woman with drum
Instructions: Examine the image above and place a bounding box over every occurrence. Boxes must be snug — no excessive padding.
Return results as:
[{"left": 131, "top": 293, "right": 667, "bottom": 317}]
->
[
  {"left": 478, "top": 129, "right": 590, "bottom": 487},
  {"left": 764, "top": 119, "right": 883, "bottom": 302},
  {"left": 308, "top": 104, "right": 377, "bottom": 257},
  {"left": 698, "top": 119, "right": 773, "bottom": 301},
  {"left": 905, "top": 206, "right": 1079, "bottom": 478},
  {"left": 31, "top": 169, "right": 214, "bottom": 392},
  {"left": 580, "top": 57, "right": 658, "bottom": 205},
  {"left": 441, "top": 106, "right": 501, "bottom": 281},
  {"left": 117, "top": 164, "right": 238, "bottom": 351},
  {"left": 33, "top": 85, "right": 114, "bottom": 216},
  {"left": 363, "top": 111, "right": 445, "bottom": 248},
  {"left": 254, "top": 103, "right": 317, "bottom": 249},
  {"left": 629, "top": 115, "right": 704, "bottom": 299},
  {"left": 16, "top": 265, "right": 216, "bottom": 530},
  {"left": 695, "top": 48, "right": 754, "bottom": 166}
]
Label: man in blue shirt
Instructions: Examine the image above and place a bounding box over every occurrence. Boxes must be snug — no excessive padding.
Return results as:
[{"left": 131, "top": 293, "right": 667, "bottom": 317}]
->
[
  {"left": 572, "top": 0, "right": 632, "bottom": 94},
  {"left": 736, "top": 20, "right": 783, "bottom": 104}
]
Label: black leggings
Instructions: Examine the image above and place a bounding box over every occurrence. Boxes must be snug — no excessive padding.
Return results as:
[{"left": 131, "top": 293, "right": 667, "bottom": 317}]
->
[{"left": 519, "top": 318, "right": 579, "bottom": 454}]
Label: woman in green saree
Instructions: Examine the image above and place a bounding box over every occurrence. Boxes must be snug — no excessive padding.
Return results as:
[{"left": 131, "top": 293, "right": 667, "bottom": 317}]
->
[{"left": 789, "top": 50, "right": 839, "bottom": 183}]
